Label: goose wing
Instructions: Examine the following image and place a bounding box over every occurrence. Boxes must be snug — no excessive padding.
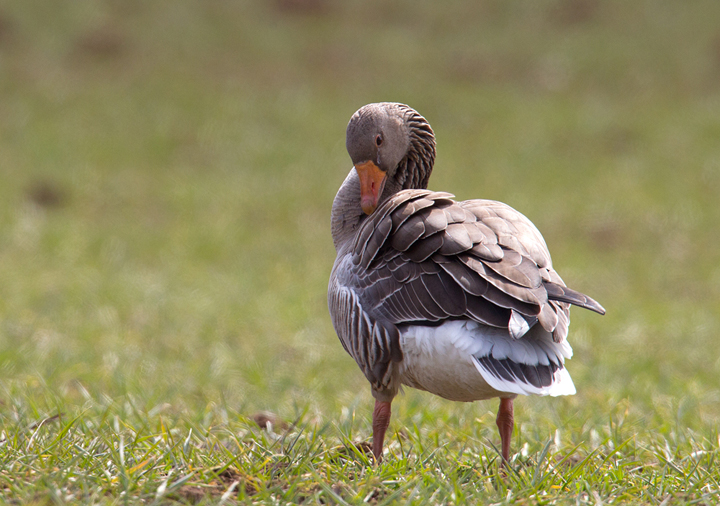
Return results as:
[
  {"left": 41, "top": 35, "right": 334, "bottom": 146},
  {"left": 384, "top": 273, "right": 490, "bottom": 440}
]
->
[
  {"left": 330, "top": 189, "right": 604, "bottom": 392},
  {"left": 350, "top": 190, "right": 604, "bottom": 342}
]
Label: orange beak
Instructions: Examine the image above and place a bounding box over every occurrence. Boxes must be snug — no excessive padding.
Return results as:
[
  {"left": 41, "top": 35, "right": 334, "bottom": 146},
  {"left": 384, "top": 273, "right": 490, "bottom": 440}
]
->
[{"left": 355, "top": 161, "right": 387, "bottom": 215}]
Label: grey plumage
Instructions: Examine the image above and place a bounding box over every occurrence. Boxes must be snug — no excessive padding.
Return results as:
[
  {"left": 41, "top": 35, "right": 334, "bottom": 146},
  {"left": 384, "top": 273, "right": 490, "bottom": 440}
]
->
[
  {"left": 331, "top": 184, "right": 604, "bottom": 394},
  {"left": 329, "top": 101, "right": 604, "bottom": 406}
]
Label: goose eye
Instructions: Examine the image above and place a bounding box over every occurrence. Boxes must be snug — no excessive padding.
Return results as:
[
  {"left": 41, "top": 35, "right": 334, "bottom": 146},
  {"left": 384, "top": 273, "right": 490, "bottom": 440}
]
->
[{"left": 375, "top": 134, "right": 383, "bottom": 147}]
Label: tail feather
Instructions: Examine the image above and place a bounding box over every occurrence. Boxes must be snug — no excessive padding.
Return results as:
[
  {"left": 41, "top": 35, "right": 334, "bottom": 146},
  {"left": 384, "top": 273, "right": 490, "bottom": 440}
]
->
[{"left": 544, "top": 282, "right": 605, "bottom": 315}]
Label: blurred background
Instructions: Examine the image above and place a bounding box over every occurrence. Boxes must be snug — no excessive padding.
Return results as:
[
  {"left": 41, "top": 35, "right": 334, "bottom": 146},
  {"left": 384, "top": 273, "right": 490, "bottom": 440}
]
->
[{"left": 1, "top": 0, "right": 719, "bottom": 433}]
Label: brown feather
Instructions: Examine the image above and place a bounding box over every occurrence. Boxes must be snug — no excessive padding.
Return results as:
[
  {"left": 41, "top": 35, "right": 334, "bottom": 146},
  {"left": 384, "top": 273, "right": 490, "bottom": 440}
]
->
[
  {"left": 390, "top": 216, "right": 426, "bottom": 251},
  {"left": 438, "top": 223, "right": 474, "bottom": 255},
  {"left": 351, "top": 191, "right": 416, "bottom": 255},
  {"left": 462, "top": 222, "right": 489, "bottom": 244},
  {"left": 552, "top": 303, "right": 570, "bottom": 342},
  {"left": 458, "top": 254, "right": 545, "bottom": 306},
  {"left": 545, "top": 281, "right": 606, "bottom": 315},
  {"left": 419, "top": 207, "right": 449, "bottom": 237},
  {"left": 359, "top": 215, "right": 393, "bottom": 270},
  {"left": 481, "top": 216, "right": 520, "bottom": 237},
  {"left": 444, "top": 204, "right": 472, "bottom": 224},
  {"left": 437, "top": 260, "right": 489, "bottom": 297},
  {"left": 407, "top": 277, "right": 446, "bottom": 320},
  {"left": 419, "top": 260, "right": 441, "bottom": 275},
  {"left": 390, "top": 195, "right": 435, "bottom": 229},
  {"left": 460, "top": 201, "right": 495, "bottom": 220},
  {"left": 466, "top": 220, "right": 500, "bottom": 245},
  {"left": 481, "top": 282, "right": 542, "bottom": 317},
  {"left": 404, "top": 232, "right": 444, "bottom": 263},
  {"left": 465, "top": 295, "right": 512, "bottom": 327},
  {"left": 482, "top": 250, "right": 543, "bottom": 289},
  {"left": 470, "top": 242, "right": 504, "bottom": 261},
  {"left": 537, "top": 303, "right": 559, "bottom": 332},
  {"left": 389, "top": 260, "right": 417, "bottom": 283},
  {"left": 420, "top": 271, "right": 467, "bottom": 317}
]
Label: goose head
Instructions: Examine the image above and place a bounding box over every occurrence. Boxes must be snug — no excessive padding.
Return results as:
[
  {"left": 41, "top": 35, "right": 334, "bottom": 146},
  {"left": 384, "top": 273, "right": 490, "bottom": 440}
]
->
[{"left": 346, "top": 103, "right": 437, "bottom": 215}]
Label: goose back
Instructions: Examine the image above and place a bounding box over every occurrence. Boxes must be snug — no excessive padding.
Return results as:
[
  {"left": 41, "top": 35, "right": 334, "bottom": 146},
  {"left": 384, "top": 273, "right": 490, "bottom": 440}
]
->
[{"left": 329, "top": 188, "right": 604, "bottom": 397}]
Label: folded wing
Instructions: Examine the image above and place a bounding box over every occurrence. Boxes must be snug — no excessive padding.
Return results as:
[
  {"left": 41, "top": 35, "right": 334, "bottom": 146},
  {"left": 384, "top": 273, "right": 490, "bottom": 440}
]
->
[{"left": 350, "top": 190, "right": 605, "bottom": 347}]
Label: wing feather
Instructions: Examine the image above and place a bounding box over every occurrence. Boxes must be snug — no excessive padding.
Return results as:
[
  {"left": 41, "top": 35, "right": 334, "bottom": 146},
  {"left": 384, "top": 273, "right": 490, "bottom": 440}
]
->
[
  {"left": 420, "top": 272, "right": 467, "bottom": 317},
  {"left": 332, "top": 189, "right": 603, "bottom": 387},
  {"left": 438, "top": 223, "right": 474, "bottom": 255},
  {"left": 404, "top": 232, "right": 444, "bottom": 263}
]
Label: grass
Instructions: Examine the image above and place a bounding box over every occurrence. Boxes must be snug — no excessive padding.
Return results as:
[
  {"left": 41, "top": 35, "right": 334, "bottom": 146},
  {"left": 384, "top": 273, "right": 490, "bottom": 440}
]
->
[{"left": 1, "top": 0, "right": 720, "bottom": 503}]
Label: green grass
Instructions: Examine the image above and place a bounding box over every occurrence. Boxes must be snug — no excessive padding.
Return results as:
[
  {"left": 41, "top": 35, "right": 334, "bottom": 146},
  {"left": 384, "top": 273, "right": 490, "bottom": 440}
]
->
[{"left": 1, "top": 0, "right": 720, "bottom": 503}]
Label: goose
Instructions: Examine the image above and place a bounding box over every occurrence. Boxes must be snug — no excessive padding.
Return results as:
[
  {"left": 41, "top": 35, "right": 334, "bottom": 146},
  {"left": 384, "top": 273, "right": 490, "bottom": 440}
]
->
[{"left": 328, "top": 102, "right": 605, "bottom": 464}]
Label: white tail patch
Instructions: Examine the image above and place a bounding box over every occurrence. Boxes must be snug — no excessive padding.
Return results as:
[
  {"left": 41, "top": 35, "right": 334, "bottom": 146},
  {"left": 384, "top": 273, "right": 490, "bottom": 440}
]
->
[
  {"left": 400, "top": 320, "right": 576, "bottom": 400},
  {"left": 472, "top": 356, "right": 576, "bottom": 397}
]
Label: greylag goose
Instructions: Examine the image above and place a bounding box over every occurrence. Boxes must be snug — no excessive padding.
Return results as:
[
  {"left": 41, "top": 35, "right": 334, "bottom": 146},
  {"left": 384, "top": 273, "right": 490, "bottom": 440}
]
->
[{"left": 328, "top": 102, "right": 605, "bottom": 464}]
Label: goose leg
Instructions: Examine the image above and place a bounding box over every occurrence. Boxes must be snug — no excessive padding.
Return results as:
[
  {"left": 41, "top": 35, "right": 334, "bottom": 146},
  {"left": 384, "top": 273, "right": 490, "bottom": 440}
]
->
[
  {"left": 372, "top": 400, "right": 392, "bottom": 462},
  {"left": 496, "top": 397, "right": 514, "bottom": 464}
]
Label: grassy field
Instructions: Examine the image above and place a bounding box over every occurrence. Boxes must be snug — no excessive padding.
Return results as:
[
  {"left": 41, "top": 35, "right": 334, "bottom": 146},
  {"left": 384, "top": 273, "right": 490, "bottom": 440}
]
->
[{"left": 1, "top": 0, "right": 720, "bottom": 503}]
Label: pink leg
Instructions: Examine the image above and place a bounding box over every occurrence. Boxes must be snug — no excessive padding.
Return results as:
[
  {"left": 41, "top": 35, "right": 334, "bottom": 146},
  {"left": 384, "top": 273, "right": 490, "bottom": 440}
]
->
[
  {"left": 496, "top": 397, "right": 514, "bottom": 464},
  {"left": 372, "top": 400, "right": 392, "bottom": 462}
]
